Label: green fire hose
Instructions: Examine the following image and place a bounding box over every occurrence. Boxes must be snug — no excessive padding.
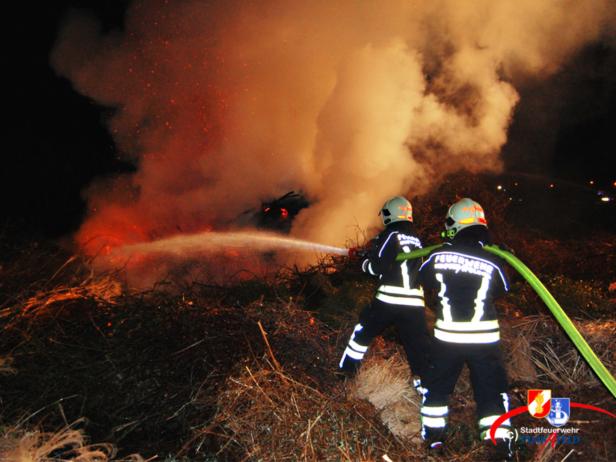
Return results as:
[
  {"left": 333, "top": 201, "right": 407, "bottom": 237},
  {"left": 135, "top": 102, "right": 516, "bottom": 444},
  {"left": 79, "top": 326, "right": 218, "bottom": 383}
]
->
[{"left": 396, "top": 244, "right": 616, "bottom": 398}]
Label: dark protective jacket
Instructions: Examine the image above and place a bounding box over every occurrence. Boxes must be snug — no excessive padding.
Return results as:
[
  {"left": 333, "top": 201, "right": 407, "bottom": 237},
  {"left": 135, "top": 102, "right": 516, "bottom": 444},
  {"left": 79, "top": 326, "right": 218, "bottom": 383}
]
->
[
  {"left": 418, "top": 226, "right": 509, "bottom": 344},
  {"left": 361, "top": 221, "right": 425, "bottom": 307}
]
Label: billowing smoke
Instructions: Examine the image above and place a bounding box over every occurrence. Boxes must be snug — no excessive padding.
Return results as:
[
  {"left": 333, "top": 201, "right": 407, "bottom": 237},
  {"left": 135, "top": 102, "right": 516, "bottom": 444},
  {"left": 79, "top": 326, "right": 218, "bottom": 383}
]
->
[{"left": 52, "top": 0, "right": 615, "bottom": 258}]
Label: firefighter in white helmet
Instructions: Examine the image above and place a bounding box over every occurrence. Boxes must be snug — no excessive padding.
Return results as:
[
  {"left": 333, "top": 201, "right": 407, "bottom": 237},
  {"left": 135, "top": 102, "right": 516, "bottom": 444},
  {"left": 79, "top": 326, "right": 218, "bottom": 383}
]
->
[
  {"left": 339, "top": 196, "right": 431, "bottom": 390},
  {"left": 417, "top": 198, "right": 513, "bottom": 457}
]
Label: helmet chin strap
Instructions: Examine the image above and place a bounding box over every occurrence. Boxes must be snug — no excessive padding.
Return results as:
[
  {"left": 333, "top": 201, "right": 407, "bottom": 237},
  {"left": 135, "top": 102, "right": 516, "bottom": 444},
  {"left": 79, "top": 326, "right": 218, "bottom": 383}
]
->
[{"left": 441, "top": 229, "right": 457, "bottom": 239}]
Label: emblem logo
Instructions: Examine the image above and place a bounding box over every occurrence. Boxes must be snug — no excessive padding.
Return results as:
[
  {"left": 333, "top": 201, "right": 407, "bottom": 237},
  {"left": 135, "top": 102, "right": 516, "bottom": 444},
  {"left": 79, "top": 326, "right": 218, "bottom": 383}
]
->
[
  {"left": 527, "top": 389, "right": 551, "bottom": 418},
  {"left": 546, "top": 398, "right": 570, "bottom": 427}
]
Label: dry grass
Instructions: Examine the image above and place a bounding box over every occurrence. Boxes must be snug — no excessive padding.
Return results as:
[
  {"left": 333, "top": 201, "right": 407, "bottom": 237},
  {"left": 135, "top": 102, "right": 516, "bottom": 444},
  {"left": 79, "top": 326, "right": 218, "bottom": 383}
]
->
[
  {"left": 202, "top": 358, "right": 391, "bottom": 461},
  {"left": 0, "top": 250, "right": 123, "bottom": 341},
  {"left": 350, "top": 354, "right": 422, "bottom": 443},
  {"left": 189, "top": 310, "right": 389, "bottom": 460},
  {"left": 0, "top": 275, "right": 122, "bottom": 326},
  {"left": 506, "top": 333, "right": 539, "bottom": 384},
  {"left": 0, "top": 421, "right": 145, "bottom": 462},
  {"left": 505, "top": 316, "right": 615, "bottom": 390}
]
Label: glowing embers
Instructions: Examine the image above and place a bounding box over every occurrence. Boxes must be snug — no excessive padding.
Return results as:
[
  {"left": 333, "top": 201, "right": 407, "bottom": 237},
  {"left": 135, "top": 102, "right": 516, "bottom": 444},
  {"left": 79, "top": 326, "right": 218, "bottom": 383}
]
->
[
  {"left": 3, "top": 275, "right": 122, "bottom": 327},
  {"left": 257, "top": 191, "right": 308, "bottom": 232},
  {"left": 263, "top": 206, "right": 289, "bottom": 219}
]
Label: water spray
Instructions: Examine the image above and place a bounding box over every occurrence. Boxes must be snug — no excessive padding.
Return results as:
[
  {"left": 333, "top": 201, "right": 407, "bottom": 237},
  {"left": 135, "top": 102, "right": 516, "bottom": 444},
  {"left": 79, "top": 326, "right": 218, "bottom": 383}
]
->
[
  {"left": 112, "top": 230, "right": 349, "bottom": 258},
  {"left": 396, "top": 244, "right": 616, "bottom": 398}
]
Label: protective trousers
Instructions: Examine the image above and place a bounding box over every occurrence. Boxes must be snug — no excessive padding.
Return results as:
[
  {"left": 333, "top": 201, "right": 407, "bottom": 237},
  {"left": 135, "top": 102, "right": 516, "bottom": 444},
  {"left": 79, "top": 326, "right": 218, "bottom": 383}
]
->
[
  {"left": 339, "top": 299, "right": 431, "bottom": 379},
  {"left": 420, "top": 340, "right": 511, "bottom": 442}
]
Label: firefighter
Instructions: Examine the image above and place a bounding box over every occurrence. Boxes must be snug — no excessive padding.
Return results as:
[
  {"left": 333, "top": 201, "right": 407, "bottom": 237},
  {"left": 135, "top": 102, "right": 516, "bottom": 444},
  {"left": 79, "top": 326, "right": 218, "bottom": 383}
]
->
[
  {"left": 339, "top": 196, "right": 431, "bottom": 390},
  {"left": 417, "top": 198, "right": 513, "bottom": 457}
]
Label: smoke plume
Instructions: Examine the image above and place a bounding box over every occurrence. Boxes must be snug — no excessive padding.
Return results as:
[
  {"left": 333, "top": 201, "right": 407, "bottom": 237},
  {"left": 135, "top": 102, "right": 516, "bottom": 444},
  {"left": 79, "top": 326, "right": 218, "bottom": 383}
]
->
[{"left": 51, "top": 0, "right": 616, "bottom": 258}]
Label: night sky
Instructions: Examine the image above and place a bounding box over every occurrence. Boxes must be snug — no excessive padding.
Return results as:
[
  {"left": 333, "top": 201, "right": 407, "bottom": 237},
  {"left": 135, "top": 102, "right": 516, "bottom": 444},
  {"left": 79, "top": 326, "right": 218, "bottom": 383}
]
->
[{"left": 7, "top": 1, "right": 616, "bottom": 239}]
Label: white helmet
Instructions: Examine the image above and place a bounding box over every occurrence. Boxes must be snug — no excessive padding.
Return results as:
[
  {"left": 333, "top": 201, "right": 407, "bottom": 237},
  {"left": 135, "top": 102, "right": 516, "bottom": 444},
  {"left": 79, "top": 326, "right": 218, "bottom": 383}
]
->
[
  {"left": 379, "top": 196, "right": 413, "bottom": 226},
  {"left": 443, "top": 197, "right": 487, "bottom": 238}
]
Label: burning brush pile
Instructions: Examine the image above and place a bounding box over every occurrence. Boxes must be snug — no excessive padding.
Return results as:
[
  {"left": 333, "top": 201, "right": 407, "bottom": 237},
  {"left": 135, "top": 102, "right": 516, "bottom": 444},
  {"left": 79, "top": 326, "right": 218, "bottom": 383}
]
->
[{"left": 1, "top": 189, "right": 615, "bottom": 461}]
